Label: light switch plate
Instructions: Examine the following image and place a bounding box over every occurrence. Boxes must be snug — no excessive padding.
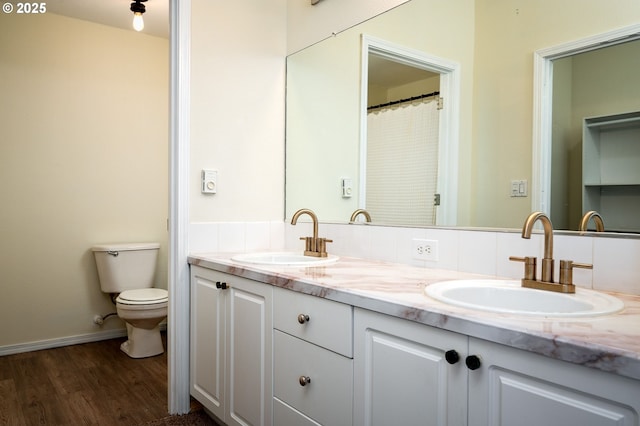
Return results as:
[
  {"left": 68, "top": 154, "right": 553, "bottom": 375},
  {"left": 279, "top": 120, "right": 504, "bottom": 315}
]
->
[
  {"left": 510, "top": 179, "right": 528, "bottom": 197},
  {"left": 342, "top": 177, "right": 353, "bottom": 198},
  {"left": 202, "top": 169, "right": 218, "bottom": 194}
]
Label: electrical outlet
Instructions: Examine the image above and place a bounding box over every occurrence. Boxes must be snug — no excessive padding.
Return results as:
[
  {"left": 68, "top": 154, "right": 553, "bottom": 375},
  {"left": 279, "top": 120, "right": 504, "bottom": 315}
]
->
[{"left": 412, "top": 238, "right": 439, "bottom": 261}]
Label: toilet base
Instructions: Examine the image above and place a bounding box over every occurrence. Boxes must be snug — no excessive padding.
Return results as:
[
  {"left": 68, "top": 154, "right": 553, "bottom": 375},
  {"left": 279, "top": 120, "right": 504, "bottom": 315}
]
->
[{"left": 120, "top": 323, "right": 164, "bottom": 358}]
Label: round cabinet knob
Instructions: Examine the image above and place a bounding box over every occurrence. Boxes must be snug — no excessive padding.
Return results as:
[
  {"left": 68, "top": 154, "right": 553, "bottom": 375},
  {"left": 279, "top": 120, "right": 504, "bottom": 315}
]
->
[
  {"left": 215, "top": 281, "right": 228, "bottom": 290},
  {"left": 299, "top": 376, "right": 311, "bottom": 386},
  {"left": 445, "top": 350, "right": 460, "bottom": 365},
  {"left": 465, "top": 355, "right": 482, "bottom": 371},
  {"left": 297, "top": 314, "right": 310, "bottom": 324}
]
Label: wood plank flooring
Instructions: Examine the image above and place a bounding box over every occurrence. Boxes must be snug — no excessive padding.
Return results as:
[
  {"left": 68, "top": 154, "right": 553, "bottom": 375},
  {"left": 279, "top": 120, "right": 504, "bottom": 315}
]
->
[{"left": 0, "top": 333, "right": 206, "bottom": 425}]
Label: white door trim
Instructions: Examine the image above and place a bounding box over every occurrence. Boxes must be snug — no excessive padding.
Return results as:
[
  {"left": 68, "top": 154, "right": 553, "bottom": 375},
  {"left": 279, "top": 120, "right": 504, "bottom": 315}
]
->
[
  {"left": 360, "top": 34, "right": 460, "bottom": 226},
  {"left": 532, "top": 23, "right": 640, "bottom": 215},
  {"left": 168, "top": 0, "right": 191, "bottom": 415}
]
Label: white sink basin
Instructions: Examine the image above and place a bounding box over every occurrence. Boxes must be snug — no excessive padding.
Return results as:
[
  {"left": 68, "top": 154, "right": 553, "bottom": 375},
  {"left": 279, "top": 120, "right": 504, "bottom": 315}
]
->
[
  {"left": 424, "top": 279, "right": 624, "bottom": 317},
  {"left": 231, "top": 252, "right": 339, "bottom": 267}
]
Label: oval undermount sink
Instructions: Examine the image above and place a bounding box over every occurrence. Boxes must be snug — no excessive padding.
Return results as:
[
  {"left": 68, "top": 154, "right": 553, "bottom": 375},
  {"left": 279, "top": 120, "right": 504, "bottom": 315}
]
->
[
  {"left": 231, "top": 252, "right": 339, "bottom": 266},
  {"left": 424, "top": 279, "right": 624, "bottom": 318}
]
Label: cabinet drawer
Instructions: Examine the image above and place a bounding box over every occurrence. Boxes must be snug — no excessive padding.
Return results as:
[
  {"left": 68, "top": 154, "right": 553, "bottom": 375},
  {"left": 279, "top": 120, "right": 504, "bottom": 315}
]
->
[
  {"left": 274, "top": 287, "right": 353, "bottom": 357},
  {"left": 273, "top": 397, "right": 321, "bottom": 426},
  {"left": 274, "top": 330, "right": 353, "bottom": 426}
]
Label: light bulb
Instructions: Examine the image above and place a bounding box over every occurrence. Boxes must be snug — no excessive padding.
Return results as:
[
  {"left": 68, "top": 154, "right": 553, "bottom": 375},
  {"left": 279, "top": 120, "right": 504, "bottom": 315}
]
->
[{"left": 133, "top": 12, "right": 144, "bottom": 31}]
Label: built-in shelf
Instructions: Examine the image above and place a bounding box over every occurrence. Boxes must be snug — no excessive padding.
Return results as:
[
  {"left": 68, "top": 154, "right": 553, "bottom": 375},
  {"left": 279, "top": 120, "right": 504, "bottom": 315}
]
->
[
  {"left": 584, "top": 183, "right": 640, "bottom": 187},
  {"left": 583, "top": 111, "right": 640, "bottom": 233}
]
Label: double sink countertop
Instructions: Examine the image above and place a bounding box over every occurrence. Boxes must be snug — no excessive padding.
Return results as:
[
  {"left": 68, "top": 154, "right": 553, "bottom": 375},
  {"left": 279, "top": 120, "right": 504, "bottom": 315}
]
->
[{"left": 188, "top": 252, "right": 640, "bottom": 381}]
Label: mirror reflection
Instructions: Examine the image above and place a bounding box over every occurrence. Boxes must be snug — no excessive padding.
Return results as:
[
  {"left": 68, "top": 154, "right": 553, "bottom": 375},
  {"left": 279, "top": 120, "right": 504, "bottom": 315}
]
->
[
  {"left": 286, "top": 0, "right": 640, "bottom": 233},
  {"left": 549, "top": 40, "right": 640, "bottom": 232},
  {"left": 365, "top": 55, "right": 440, "bottom": 226}
]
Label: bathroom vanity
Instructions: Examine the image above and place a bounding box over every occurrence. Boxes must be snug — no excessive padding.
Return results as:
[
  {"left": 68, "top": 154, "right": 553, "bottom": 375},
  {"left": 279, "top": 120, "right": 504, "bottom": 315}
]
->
[{"left": 188, "top": 254, "right": 640, "bottom": 426}]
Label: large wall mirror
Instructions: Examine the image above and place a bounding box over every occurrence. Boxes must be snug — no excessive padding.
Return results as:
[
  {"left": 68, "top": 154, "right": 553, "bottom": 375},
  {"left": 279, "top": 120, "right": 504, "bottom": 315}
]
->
[
  {"left": 286, "top": 0, "right": 640, "bottom": 234},
  {"left": 534, "top": 28, "right": 640, "bottom": 233}
]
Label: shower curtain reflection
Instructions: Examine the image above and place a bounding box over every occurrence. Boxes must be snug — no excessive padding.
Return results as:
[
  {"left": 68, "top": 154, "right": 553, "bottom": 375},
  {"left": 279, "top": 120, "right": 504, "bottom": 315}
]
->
[{"left": 366, "top": 98, "right": 440, "bottom": 226}]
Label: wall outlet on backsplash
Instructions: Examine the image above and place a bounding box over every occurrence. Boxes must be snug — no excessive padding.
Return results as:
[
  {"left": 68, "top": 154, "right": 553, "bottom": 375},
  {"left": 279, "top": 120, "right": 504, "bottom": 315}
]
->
[
  {"left": 196, "top": 221, "right": 639, "bottom": 296},
  {"left": 413, "top": 238, "right": 439, "bottom": 262}
]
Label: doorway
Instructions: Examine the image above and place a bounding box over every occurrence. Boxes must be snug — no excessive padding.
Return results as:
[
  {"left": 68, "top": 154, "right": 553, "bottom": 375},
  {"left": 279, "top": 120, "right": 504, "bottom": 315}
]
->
[{"left": 360, "top": 35, "right": 460, "bottom": 226}]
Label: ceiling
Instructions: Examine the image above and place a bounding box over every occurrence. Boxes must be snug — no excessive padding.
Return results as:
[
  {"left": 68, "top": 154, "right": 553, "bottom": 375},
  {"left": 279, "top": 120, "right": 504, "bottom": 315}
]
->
[
  {"left": 369, "top": 55, "right": 438, "bottom": 88},
  {"left": 47, "top": 0, "right": 169, "bottom": 39}
]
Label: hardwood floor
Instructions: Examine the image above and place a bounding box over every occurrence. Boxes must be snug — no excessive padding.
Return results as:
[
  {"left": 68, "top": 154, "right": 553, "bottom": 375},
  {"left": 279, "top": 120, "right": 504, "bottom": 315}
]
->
[{"left": 0, "top": 333, "right": 207, "bottom": 425}]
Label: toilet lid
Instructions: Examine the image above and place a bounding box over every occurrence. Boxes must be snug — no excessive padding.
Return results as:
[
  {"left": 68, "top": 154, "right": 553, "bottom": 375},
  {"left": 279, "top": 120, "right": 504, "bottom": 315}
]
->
[{"left": 117, "top": 288, "right": 168, "bottom": 305}]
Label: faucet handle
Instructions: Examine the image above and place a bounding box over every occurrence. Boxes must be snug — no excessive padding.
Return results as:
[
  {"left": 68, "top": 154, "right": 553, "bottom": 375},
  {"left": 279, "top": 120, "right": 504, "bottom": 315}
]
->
[
  {"left": 559, "top": 260, "right": 592, "bottom": 285},
  {"left": 300, "top": 236, "right": 314, "bottom": 252},
  {"left": 316, "top": 238, "right": 333, "bottom": 256},
  {"left": 509, "top": 256, "right": 537, "bottom": 280}
]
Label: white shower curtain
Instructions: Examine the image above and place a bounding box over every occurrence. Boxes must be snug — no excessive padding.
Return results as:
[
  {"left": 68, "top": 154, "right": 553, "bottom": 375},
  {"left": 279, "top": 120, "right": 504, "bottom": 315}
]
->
[{"left": 366, "top": 99, "right": 440, "bottom": 226}]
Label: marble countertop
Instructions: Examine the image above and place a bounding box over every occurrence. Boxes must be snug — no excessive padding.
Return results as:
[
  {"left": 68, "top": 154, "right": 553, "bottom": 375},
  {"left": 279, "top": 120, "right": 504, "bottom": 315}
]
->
[{"left": 188, "top": 253, "right": 640, "bottom": 381}]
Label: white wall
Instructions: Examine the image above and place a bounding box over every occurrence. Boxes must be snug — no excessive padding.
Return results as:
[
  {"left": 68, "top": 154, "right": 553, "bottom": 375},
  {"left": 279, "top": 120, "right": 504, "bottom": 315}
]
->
[
  {"left": 189, "top": 0, "right": 286, "bottom": 224},
  {"left": 0, "top": 13, "right": 169, "bottom": 350}
]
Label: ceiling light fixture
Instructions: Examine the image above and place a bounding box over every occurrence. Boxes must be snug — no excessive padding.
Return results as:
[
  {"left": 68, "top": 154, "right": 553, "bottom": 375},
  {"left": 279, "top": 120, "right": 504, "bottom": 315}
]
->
[{"left": 130, "top": 0, "right": 147, "bottom": 32}]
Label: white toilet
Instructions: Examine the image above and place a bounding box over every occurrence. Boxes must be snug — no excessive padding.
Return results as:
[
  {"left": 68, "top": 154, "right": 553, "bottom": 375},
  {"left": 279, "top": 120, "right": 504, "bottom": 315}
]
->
[{"left": 92, "top": 242, "right": 168, "bottom": 358}]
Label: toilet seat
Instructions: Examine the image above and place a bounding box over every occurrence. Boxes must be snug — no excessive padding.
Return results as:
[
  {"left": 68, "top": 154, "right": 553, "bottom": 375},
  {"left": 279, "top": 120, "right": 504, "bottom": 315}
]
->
[
  {"left": 117, "top": 288, "right": 168, "bottom": 305},
  {"left": 114, "top": 290, "right": 168, "bottom": 358}
]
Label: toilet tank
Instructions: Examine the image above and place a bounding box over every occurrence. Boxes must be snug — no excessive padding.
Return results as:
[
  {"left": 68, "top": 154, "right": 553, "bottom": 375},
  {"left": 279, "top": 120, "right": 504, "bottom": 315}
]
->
[{"left": 92, "top": 243, "right": 160, "bottom": 293}]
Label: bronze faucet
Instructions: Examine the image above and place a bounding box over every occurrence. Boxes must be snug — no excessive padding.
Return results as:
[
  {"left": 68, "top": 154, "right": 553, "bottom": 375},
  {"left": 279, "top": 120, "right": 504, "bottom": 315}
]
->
[
  {"left": 510, "top": 212, "right": 592, "bottom": 294},
  {"left": 522, "top": 211, "right": 555, "bottom": 283},
  {"left": 291, "top": 208, "right": 332, "bottom": 257},
  {"left": 579, "top": 211, "right": 605, "bottom": 232},
  {"left": 349, "top": 209, "right": 372, "bottom": 223}
]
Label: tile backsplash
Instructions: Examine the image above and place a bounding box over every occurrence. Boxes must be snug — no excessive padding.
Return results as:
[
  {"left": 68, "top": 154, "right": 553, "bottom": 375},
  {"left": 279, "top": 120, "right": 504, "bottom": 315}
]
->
[{"left": 190, "top": 221, "right": 640, "bottom": 296}]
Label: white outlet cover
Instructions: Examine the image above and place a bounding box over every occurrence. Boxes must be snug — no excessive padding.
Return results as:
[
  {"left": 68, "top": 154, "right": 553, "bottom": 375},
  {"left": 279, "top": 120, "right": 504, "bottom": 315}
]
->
[{"left": 412, "top": 238, "right": 439, "bottom": 262}]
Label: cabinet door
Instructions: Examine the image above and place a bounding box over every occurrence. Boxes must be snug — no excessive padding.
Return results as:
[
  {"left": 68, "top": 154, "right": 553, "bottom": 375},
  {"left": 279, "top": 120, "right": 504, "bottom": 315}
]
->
[
  {"left": 227, "top": 276, "right": 273, "bottom": 426},
  {"left": 468, "top": 337, "right": 640, "bottom": 426},
  {"left": 190, "top": 266, "right": 226, "bottom": 420},
  {"left": 354, "top": 308, "right": 467, "bottom": 426}
]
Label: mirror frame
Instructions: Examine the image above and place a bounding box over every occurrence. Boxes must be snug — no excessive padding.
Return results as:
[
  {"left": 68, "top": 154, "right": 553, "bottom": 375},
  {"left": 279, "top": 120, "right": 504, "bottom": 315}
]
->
[
  {"left": 532, "top": 23, "right": 640, "bottom": 215},
  {"left": 359, "top": 34, "right": 461, "bottom": 226}
]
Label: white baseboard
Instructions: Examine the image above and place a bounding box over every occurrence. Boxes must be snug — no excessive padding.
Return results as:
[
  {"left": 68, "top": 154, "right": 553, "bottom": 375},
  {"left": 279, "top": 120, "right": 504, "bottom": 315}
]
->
[{"left": 0, "top": 323, "right": 168, "bottom": 356}]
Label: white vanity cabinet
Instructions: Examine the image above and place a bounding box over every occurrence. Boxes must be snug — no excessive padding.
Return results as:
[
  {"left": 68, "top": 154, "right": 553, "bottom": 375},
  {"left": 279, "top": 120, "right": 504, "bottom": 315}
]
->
[
  {"left": 190, "top": 266, "right": 273, "bottom": 426},
  {"left": 354, "top": 307, "right": 468, "bottom": 426},
  {"left": 354, "top": 308, "right": 640, "bottom": 426},
  {"left": 188, "top": 259, "right": 639, "bottom": 426},
  {"left": 272, "top": 287, "right": 354, "bottom": 426},
  {"left": 468, "top": 337, "right": 640, "bottom": 426}
]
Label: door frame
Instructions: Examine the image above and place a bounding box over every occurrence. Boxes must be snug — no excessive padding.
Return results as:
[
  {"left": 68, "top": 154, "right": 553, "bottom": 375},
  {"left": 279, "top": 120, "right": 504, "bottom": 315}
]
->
[
  {"left": 359, "top": 34, "right": 460, "bottom": 226},
  {"left": 168, "top": 0, "right": 191, "bottom": 414}
]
